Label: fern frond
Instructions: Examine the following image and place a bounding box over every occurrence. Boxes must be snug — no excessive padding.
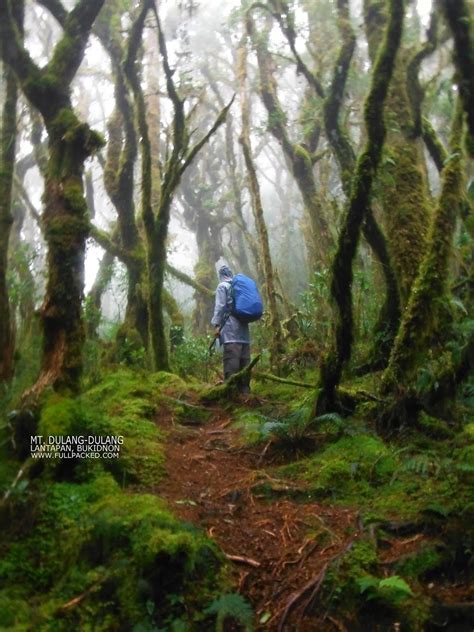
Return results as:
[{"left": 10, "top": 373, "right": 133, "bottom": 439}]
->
[{"left": 204, "top": 593, "right": 254, "bottom": 632}]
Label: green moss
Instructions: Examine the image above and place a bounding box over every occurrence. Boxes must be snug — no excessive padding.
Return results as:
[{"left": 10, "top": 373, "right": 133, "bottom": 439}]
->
[
  {"left": 150, "top": 371, "right": 186, "bottom": 392},
  {"left": 417, "top": 412, "right": 455, "bottom": 440},
  {"left": 0, "top": 589, "right": 31, "bottom": 630},
  {"left": 320, "top": 539, "right": 378, "bottom": 613},
  {"left": 82, "top": 370, "right": 165, "bottom": 486},
  {"left": 395, "top": 544, "right": 443, "bottom": 580},
  {"left": 295, "top": 435, "right": 398, "bottom": 498},
  {"left": 0, "top": 473, "right": 222, "bottom": 630},
  {"left": 38, "top": 394, "right": 84, "bottom": 437},
  {"left": 33, "top": 370, "right": 165, "bottom": 486},
  {"left": 463, "top": 423, "right": 474, "bottom": 439}
]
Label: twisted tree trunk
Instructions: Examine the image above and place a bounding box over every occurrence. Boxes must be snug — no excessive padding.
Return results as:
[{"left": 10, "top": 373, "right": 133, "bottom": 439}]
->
[
  {"left": 316, "top": 0, "right": 405, "bottom": 414},
  {"left": 0, "top": 0, "right": 105, "bottom": 396}
]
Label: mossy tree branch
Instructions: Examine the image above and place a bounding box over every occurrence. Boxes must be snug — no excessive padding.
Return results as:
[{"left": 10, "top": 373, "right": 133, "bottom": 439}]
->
[
  {"left": 322, "top": 0, "right": 400, "bottom": 370},
  {"left": 200, "top": 354, "right": 261, "bottom": 402},
  {"left": 265, "top": 0, "right": 325, "bottom": 98},
  {"left": 246, "top": 9, "right": 330, "bottom": 270},
  {"left": 165, "top": 263, "right": 215, "bottom": 299},
  {"left": 316, "top": 0, "right": 405, "bottom": 414},
  {"left": 406, "top": 10, "right": 438, "bottom": 138},
  {"left": 422, "top": 116, "right": 448, "bottom": 171},
  {"left": 439, "top": 0, "right": 474, "bottom": 156}
]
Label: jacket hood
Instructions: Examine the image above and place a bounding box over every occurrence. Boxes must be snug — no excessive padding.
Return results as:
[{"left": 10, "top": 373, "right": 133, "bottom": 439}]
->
[{"left": 218, "top": 265, "right": 233, "bottom": 282}]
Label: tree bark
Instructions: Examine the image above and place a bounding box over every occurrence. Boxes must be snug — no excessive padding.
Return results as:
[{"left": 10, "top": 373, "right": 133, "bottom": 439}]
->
[
  {"left": 237, "top": 37, "right": 283, "bottom": 368},
  {"left": 316, "top": 0, "right": 405, "bottom": 414},
  {"left": 439, "top": 0, "right": 474, "bottom": 157},
  {"left": 382, "top": 99, "right": 464, "bottom": 391},
  {"left": 364, "top": 0, "right": 431, "bottom": 306},
  {"left": 0, "top": 0, "right": 22, "bottom": 383},
  {"left": 0, "top": 0, "right": 105, "bottom": 396}
]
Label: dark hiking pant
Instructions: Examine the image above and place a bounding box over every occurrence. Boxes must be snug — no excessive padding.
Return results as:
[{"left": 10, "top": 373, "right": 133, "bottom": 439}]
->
[{"left": 223, "top": 343, "right": 251, "bottom": 391}]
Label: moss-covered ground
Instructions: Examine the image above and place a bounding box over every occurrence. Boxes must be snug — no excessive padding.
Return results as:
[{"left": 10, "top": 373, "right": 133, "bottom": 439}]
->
[
  {"left": 1, "top": 367, "right": 473, "bottom": 631},
  {"left": 0, "top": 369, "right": 230, "bottom": 631},
  {"left": 229, "top": 376, "right": 474, "bottom": 630}
]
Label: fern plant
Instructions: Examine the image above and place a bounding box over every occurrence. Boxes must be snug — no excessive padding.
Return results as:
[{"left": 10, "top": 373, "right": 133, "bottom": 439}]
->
[
  {"left": 253, "top": 405, "right": 343, "bottom": 447},
  {"left": 357, "top": 575, "right": 413, "bottom": 606},
  {"left": 204, "top": 593, "right": 254, "bottom": 632},
  {"left": 391, "top": 451, "right": 445, "bottom": 482}
]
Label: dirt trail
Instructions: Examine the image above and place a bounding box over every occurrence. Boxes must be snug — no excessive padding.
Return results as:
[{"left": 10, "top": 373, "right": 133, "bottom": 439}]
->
[{"left": 157, "top": 405, "right": 360, "bottom": 631}]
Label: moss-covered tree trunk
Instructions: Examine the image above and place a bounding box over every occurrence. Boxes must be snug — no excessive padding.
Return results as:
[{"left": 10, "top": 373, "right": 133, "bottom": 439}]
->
[
  {"left": 382, "top": 100, "right": 464, "bottom": 392},
  {"left": 439, "top": 0, "right": 474, "bottom": 157},
  {"left": 0, "top": 1, "right": 22, "bottom": 383},
  {"left": 364, "top": 0, "right": 431, "bottom": 306},
  {"left": 223, "top": 114, "right": 253, "bottom": 278},
  {"left": 85, "top": 249, "right": 115, "bottom": 338},
  {"left": 238, "top": 37, "right": 283, "bottom": 368},
  {"left": 315, "top": 0, "right": 405, "bottom": 415},
  {"left": 124, "top": 3, "right": 232, "bottom": 371},
  {"left": 96, "top": 4, "right": 149, "bottom": 349},
  {"left": 0, "top": 0, "right": 105, "bottom": 396},
  {"left": 246, "top": 12, "right": 330, "bottom": 272},
  {"left": 180, "top": 164, "right": 224, "bottom": 334},
  {"left": 321, "top": 0, "right": 401, "bottom": 370}
]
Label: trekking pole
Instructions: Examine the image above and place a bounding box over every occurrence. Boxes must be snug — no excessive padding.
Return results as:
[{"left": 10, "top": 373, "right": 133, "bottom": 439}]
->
[
  {"left": 208, "top": 311, "right": 230, "bottom": 355},
  {"left": 205, "top": 331, "right": 219, "bottom": 383}
]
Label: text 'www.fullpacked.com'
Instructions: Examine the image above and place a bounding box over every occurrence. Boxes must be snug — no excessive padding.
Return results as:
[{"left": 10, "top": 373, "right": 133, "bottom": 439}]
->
[{"left": 30, "top": 435, "right": 124, "bottom": 459}]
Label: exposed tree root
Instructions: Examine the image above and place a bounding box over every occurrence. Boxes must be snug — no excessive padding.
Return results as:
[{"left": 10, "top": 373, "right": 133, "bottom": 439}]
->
[
  {"left": 199, "top": 354, "right": 261, "bottom": 403},
  {"left": 254, "top": 371, "right": 314, "bottom": 389}
]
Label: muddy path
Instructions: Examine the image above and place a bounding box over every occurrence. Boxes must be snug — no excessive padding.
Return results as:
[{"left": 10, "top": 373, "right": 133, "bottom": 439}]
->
[{"left": 157, "top": 406, "right": 361, "bottom": 631}]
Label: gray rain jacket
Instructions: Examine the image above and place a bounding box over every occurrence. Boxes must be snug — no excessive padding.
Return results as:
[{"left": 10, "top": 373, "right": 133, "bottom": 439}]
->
[{"left": 211, "top": 269, "right": 250, "bottom": 345}]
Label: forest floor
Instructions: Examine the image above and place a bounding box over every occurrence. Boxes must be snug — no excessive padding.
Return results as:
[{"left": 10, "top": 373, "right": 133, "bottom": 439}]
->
[
  {"left": 156, "top": 380, "right": 470, "bottom": 632},
  {"left": 157, "top": 400, "right": 354, "bottom": 631},
  {"left": 1, "top": 368, "right": 472, "bottom": 631},
  {"left": 155, "top": 393, "right": 438, "bottom": 632}
]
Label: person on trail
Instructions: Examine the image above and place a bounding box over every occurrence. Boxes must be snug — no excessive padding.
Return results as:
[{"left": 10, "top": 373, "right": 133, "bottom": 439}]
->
[{"left": 211, "top": 264, "right": 251, "bottom": 394}]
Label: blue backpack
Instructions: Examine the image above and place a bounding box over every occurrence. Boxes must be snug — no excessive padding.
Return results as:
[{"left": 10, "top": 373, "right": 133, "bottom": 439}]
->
[{"left": 230, "top": 274, "right": 263, "bottom": 323}]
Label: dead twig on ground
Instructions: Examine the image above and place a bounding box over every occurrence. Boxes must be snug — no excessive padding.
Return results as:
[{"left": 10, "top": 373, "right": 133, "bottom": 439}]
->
[{"left": 225, "top": 553, "right": 261, "bottom": 568}]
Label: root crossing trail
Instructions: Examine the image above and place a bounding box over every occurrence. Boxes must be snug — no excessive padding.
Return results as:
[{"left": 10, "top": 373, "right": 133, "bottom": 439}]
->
[{"left": 157, "top": 406, "right": 360, "bottom": 631}]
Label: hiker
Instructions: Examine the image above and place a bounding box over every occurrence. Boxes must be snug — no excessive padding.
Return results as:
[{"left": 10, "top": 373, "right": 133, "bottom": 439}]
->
[{"left": 211, "top": 265, "right": 251, "bottom": 394}]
